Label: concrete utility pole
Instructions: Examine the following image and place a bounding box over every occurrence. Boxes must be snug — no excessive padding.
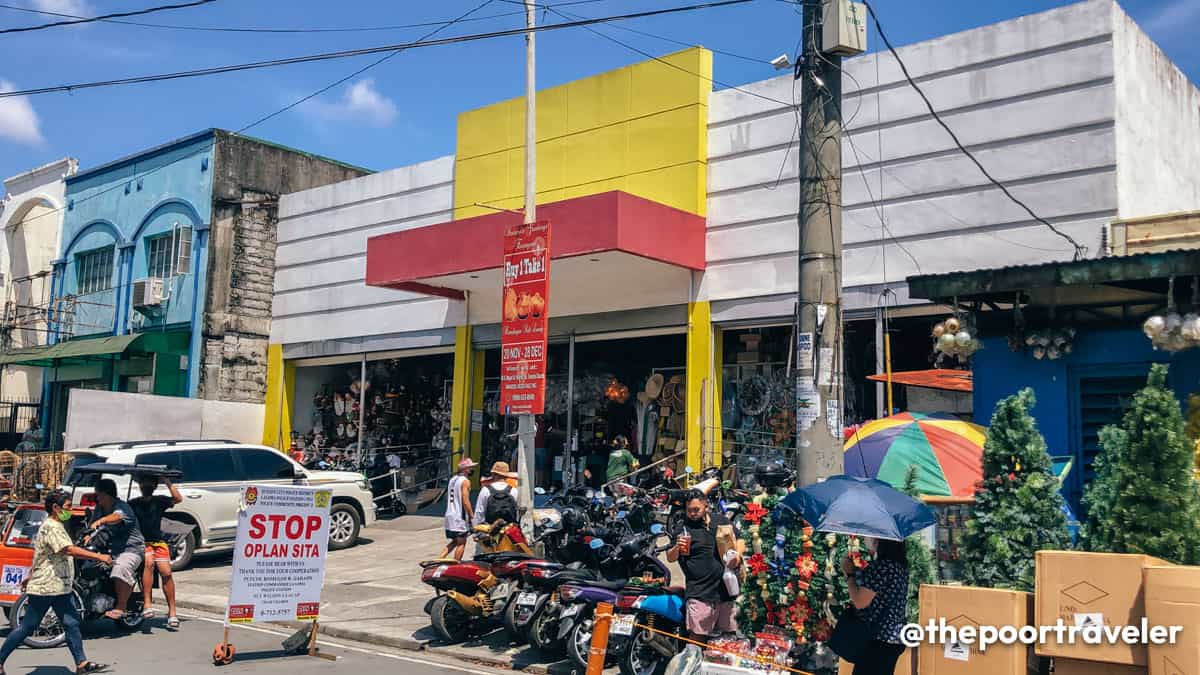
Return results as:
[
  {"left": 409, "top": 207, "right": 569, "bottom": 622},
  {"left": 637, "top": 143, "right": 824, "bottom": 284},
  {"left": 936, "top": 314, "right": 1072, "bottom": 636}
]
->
[
  {"left": 516, "top": 0, "right": 538, "bottom": 528},
  {"left": 795, "top": 0, "right": 844, "bottom": 486}
]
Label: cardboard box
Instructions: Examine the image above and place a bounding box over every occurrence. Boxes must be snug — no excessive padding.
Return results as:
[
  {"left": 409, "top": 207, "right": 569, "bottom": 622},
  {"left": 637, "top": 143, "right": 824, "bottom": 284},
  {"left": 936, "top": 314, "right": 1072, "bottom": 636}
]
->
[
  {"left": 1143, "top": 565, "right": 1200, "bottom": 675},
  {"left": 1035, "top": 551, "right": 1166, "bottom": 665},
  {"left": 1052, "top": 657, "right": 1146, "bottom": 675},
  {"left": 919, "top": 584, "right": 1035, "bottom": 675},
  {"left": 839, "top": 649, "right": 915, "bottom": 675}
]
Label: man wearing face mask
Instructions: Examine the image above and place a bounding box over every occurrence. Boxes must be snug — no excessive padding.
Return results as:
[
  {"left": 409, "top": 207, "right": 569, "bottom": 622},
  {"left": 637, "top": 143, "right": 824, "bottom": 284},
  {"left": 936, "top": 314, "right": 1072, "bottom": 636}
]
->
[
  {"left": 667, "top": 491, "right": 742, "bottom": 637},
  {"left": 843, "top": 537, "right": 910, "bottom": 675}
]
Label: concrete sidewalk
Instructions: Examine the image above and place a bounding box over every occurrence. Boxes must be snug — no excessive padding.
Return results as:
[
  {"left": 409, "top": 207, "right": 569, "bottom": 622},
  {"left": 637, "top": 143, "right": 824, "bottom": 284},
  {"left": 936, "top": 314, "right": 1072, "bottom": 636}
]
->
[{"left": 172, "top": 514, "right": 579, "bottom": 673}]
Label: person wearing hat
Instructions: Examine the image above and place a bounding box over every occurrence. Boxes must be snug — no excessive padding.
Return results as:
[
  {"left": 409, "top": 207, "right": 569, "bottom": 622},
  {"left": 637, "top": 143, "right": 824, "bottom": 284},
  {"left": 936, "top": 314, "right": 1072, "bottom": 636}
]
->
[
  {"left": 440, "top": 458, "right": 478, "bottom": 561},
  {"left": 472, "top": 461, "right": 520, "bottom": 528}
]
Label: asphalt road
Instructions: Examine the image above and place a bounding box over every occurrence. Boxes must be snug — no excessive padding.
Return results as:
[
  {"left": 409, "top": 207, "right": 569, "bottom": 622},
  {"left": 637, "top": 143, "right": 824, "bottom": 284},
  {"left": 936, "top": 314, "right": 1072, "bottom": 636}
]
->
[{"left": 0, "top": 610, "right": 508, "bottom": 675}]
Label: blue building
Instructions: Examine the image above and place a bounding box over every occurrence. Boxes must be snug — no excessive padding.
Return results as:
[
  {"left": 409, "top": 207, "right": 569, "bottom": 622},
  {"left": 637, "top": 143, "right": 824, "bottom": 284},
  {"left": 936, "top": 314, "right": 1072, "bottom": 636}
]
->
[
  {"left": 20, "top": 130, "right": 367, "bottom": 447},
  {"left": 908, "top": 248, "right": 1200, "bottom": 512}
]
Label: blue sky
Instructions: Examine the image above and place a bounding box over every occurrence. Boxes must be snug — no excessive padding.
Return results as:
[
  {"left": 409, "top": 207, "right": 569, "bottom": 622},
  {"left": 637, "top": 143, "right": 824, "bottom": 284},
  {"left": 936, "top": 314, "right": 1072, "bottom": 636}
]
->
[{"left": 0, "top": 0, "right": 1196, "bottom": 181}]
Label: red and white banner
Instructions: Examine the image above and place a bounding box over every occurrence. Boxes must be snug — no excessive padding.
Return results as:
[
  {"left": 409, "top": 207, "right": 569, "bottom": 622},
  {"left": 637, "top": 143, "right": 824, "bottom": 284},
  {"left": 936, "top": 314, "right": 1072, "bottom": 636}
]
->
[
  {"left": 226, "top": 485, "right": 332, "bottom": 624},
  {"left": 500, "top": 220, "right": 551, "bottom": 416}
]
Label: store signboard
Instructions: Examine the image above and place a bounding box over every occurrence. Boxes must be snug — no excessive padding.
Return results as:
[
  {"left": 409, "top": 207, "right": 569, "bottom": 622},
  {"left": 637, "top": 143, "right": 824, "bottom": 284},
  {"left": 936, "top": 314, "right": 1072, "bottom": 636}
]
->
[{"left": 500, "top": 220, "right": 552, "bottom": 416}]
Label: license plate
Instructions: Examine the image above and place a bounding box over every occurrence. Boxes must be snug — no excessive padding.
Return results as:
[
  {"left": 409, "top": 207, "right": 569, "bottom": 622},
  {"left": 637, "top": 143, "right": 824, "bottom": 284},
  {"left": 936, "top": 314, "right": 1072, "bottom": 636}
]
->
[
  {"left": 611, "top": 614, "right": 635, "bottom": 636},
  {"left": 561, "top": 604, "right": 582, "bottom": 618},
  {"left": 517, "top": 592, "right": 538, "bottom": 606}
]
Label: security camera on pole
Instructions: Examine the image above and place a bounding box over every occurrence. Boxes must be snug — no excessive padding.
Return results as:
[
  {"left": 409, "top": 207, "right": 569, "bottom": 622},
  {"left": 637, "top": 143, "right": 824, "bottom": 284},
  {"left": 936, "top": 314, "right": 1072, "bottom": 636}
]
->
[{"left": 795, "top": 0, "right": 865, "bottom": 486}]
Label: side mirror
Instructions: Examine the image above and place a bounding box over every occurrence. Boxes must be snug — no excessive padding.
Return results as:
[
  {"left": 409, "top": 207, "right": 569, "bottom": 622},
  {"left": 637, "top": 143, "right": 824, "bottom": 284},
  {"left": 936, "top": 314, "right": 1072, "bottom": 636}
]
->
[{"left": 589, "top": 538, "right": 606, "bottom": 550}]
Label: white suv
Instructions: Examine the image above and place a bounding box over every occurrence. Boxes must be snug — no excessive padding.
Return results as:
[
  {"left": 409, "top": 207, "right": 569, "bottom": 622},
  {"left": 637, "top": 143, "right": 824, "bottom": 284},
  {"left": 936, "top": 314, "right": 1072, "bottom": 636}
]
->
[{"left": 62, "top": 440, "right": 377, "bottom": 569}]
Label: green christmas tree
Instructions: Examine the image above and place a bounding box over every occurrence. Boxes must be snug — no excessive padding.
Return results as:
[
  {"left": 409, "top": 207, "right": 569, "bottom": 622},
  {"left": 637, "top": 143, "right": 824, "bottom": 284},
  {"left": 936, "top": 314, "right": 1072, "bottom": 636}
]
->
[
  {"left": 1081, "top": 365, "right": 1200, "bottom": 564},
  {"left": 901, "top": 465, "right": 938, "bottom": 623},
  {"left": 960, "top": 388, "right": 1069, "bottom": 591}
]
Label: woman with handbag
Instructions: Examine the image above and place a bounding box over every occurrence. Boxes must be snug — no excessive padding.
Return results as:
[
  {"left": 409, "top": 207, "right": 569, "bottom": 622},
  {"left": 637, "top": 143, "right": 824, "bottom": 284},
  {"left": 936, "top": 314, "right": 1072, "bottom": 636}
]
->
[{"left": 840, "top": 538, "right": 909, "bottom": 675}]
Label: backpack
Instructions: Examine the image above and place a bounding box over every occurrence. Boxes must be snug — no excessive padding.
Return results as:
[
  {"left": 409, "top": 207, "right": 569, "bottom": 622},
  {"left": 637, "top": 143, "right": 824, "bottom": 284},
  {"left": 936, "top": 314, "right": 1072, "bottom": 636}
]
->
[{"left": 484, "top": 484, "right": 518, "bottom": 524}]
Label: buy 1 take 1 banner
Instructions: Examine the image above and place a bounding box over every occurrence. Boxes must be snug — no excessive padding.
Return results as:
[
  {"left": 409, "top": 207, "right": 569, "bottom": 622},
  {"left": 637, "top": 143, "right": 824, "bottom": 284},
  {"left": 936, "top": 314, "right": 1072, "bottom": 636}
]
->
[
  {"left": 226, "top": 485, "right": 333, "bottom": 624},
  {"left": 500, "top": 220, "right": 551, "bottom": 416}
]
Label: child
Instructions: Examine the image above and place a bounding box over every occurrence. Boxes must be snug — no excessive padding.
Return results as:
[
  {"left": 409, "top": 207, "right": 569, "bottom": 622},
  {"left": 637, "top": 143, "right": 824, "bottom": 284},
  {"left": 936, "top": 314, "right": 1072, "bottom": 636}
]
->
[{"left": 129, "top": 475, "right": 183, "bottom": 628}]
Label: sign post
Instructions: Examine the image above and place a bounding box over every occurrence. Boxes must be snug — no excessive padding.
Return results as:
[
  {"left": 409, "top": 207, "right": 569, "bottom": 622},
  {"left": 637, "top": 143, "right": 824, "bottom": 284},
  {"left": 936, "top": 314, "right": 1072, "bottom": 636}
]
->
[{"left": 214, "top": 484, "right": 334, "bottom": 665}]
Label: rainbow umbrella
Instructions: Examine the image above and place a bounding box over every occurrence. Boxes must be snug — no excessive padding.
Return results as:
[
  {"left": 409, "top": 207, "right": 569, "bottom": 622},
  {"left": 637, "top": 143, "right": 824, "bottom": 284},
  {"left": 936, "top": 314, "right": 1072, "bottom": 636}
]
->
[{"left": 843, "top": 412, "right": 986, "bottom": 497}]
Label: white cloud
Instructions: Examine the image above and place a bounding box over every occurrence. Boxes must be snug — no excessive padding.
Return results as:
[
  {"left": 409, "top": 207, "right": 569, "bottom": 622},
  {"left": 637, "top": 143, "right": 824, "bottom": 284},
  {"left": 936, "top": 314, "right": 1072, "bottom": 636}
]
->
[
  {"left": 1143, "top": 0, "right": 1200, "bottom": 36},
  {"left": 0, "top": 80, "right": 44, "bottom": 147},
  {"left": 28, "top": 0, "right": 93, "bottom": 17},
  {"left": 305, "top": 78, "right": 398, "bottom": 127}
]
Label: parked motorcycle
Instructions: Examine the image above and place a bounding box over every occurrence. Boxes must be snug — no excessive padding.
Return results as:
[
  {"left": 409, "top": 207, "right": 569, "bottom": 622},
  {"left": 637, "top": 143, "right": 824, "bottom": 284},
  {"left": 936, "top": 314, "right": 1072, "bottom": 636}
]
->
[{"left": 608, "top": 581, "right": 687, "bottom": 675}]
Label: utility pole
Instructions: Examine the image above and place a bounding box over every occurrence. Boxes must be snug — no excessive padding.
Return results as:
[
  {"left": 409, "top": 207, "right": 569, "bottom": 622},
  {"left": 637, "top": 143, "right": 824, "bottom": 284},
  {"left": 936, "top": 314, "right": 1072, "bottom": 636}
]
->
[
  {"left": 795, "top": 0, "right": 844, "bottom": 486},
  {"left": 516, "top": 0, "right": 538, "bottom": 530}
]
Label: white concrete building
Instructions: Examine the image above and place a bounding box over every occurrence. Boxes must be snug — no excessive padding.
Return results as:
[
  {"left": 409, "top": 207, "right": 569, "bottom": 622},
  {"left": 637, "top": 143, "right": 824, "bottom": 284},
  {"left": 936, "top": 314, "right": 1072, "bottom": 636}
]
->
[{"left": 0, "top": 157, "right": 78, "bottom": 402}]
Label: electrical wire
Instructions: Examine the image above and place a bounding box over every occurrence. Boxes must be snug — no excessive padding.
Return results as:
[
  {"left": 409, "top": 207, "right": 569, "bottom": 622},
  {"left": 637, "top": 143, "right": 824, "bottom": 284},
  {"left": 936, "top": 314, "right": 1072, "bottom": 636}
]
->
[
  {"left": 0, "top": 0, "right": 606, "bottom": 34},
  {"left": 860, "top": 0, "right": 1087, "bottom": 260},
  {"left": 0, "top": 0, "right": 217, "bottom": 34},
  {"left": 0, "top": 0, "right": 752, "bottom": 99}
]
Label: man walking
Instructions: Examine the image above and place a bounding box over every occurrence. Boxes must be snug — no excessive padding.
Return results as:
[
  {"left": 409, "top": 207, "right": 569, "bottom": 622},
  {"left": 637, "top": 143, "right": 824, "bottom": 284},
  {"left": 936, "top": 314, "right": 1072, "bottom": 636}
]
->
[
  {"left": 667, "top": 491, "right": 742, "bottom": 638},
  {"left": 89, "top": 479, "right": 144, "bottom": 621},
  {"left": 440, "top": 458, "right": 476, "bottom": 561}
]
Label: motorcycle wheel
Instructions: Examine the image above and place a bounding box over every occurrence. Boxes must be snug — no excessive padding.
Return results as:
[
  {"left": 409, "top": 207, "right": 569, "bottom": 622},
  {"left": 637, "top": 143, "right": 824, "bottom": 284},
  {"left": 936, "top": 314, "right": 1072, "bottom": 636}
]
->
[
  {"left": 527, "top": 602, "right": 562, "bottom": 652},
  {"left": 430, "top": 595, "right": 472, "bottom": 644},
  {"left": 566, "top": 611, "right": 599, "bottom": 670},
  {"left": 619, "top": 627, "right": 672, "bottom": 675},
  {"left": 12, "top": 592, "right": 79, "bottom": 649},
  {"left": 501, "top": 595, "right": 527, "bottom": 644}
]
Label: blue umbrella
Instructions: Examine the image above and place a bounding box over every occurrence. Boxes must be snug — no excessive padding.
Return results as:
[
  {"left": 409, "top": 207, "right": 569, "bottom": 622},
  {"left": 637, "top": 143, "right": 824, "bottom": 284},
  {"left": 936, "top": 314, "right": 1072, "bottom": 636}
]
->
[{"left": 778, "top": 475, "right": 936, "bottom": 541}]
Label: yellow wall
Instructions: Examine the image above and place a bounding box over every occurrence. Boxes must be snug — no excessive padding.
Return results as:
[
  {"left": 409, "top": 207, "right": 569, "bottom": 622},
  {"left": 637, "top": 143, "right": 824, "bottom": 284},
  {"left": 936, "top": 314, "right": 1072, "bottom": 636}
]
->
[
  {"left": 454, "top": 47, "right": 711, "bottom": 219},
  {"left": 686, "top": 301, "right": 713, "bottom": 471},
  {"left": 262, "top": 344, "right": 295, "bottom": 450},
  {"left": 449, "top": 325, "right": 474, "bottom": 470}
]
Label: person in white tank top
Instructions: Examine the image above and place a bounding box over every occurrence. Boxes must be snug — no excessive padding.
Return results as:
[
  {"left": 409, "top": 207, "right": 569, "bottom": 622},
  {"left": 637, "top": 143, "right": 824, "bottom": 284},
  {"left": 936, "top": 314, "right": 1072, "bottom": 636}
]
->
[{"left": 440, "top": 458, "right": 478, "bottom": 560}]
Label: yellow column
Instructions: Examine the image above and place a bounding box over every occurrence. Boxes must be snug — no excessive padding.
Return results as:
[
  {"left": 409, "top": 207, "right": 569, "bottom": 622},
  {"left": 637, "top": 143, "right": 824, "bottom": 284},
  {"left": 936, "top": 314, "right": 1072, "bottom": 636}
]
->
[
  {"left": 469, "top": 350, "right": 486, "bottom": 487},
  {"left": 686, "top": 301, "right": 713, "bottom": 471},
  {"left": 449, "top": 325, "right": 474, "bottom": 472},
  {"left": 262, "top": 344, "right": 294, "bottom": 450}
]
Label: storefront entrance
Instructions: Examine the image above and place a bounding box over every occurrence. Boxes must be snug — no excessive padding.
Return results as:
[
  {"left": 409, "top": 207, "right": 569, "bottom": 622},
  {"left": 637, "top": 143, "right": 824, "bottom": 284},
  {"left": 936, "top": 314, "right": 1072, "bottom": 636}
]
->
[{"left": 478, "top": 332, "right": 688, "bottom": 490}]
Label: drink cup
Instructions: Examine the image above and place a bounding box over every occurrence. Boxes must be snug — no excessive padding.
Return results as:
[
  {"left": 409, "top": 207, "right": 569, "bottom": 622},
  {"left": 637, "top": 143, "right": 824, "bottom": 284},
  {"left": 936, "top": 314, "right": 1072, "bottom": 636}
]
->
[{"left": 678, "top": 532, "right": 692, "bottom": 556}]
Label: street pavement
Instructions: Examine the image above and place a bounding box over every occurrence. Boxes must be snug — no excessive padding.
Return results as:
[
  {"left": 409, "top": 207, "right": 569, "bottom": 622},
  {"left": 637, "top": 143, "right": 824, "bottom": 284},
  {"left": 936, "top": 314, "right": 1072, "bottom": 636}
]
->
[
  {"left": 0, "top": 607, "right": 510, "bottom": 675},
  {"left": 170, "top": 511, "right": 595, "bottom": 673}
]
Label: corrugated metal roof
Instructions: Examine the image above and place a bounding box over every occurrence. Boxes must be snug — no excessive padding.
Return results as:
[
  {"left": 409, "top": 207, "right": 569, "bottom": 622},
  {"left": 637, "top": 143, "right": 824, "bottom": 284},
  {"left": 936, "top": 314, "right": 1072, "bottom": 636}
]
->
[{"left": 906, "top": 249, "right": 1200, "bottom": 302}]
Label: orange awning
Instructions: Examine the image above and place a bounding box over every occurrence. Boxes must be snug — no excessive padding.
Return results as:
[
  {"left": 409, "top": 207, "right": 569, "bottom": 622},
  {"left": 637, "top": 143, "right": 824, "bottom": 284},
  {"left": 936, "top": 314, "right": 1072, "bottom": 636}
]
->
[{"left": 866, "top": 369, "right": 972, "bottom": 393}]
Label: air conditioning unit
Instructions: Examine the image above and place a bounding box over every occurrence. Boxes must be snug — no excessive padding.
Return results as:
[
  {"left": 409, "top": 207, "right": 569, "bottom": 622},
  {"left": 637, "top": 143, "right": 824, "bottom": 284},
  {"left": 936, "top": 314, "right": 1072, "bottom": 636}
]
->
[{"left": 131, "top": 278, "right": 165, "bottom": 311}]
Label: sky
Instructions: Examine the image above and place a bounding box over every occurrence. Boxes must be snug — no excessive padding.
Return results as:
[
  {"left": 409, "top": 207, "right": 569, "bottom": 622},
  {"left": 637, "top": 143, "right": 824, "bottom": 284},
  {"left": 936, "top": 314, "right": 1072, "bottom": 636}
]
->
[{"left": 0, "top": 0, "right": 1197, "bottom": 182}]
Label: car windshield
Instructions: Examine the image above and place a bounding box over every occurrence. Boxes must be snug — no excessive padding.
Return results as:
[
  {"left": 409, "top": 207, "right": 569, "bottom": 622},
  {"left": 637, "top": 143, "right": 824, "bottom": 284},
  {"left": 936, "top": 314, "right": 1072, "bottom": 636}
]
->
[
  {"left": 64, "top": 453, "right": 104, "bottom": 487},
  {"left": 5, "top": 509, "right": 46, "bottom": 548}
]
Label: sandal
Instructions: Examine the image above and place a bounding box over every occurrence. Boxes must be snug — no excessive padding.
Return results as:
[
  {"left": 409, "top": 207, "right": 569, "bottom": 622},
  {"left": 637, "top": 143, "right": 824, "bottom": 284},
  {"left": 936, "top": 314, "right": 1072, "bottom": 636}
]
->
[
  {"left": 142, "top": 607, "right": 156, "bottom": 620},
  {"left": 167, "top": 615, "right": 180, "bottom": 629},
  {"left": 77, "top": 663, "right": 111, "bottom": 674},
  {"left": 104, "top": 609, "right": 125, "bottom": 620}
]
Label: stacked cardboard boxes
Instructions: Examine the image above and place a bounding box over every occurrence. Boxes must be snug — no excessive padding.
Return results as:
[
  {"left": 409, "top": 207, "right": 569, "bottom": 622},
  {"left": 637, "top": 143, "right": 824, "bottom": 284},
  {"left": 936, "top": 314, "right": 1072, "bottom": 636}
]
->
[
  {"left": 1143, "top": 565, "right": 1200, "bottom": 675},
  {"left": 917, "top": 584, "right": 1038, "bottom": 675}
]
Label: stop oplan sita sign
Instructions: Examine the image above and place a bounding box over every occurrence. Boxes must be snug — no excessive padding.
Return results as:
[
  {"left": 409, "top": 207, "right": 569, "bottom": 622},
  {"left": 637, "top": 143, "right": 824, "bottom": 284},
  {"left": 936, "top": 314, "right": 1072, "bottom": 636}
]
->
[{"left": 226, "top": 485, "right": 333, "bottom": 625}]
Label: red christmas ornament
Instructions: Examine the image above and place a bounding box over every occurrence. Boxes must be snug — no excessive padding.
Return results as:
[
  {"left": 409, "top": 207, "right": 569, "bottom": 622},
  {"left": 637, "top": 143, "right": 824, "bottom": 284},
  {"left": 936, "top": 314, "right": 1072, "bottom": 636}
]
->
[
  {"left": 795, "top": 554, "right": 819, "bottom": 579},
  {"left": 743, "top": 503, "right": 770, "bottom": 525},
  {"left": 747, "top": 553, "right": 770, "bottom": 575}
]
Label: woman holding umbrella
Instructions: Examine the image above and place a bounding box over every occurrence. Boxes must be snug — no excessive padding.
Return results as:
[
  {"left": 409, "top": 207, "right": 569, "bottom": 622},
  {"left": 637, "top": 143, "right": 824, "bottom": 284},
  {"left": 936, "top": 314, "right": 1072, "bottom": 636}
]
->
[{"left": 842, "top": 538, "right": 908, "bottom": 674}]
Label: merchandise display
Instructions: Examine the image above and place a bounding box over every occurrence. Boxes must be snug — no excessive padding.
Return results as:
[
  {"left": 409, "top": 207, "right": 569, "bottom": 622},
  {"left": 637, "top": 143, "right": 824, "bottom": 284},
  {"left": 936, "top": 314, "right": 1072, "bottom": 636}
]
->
[{"left": 723, "top": 327, "right": 800, "bottom": 489}]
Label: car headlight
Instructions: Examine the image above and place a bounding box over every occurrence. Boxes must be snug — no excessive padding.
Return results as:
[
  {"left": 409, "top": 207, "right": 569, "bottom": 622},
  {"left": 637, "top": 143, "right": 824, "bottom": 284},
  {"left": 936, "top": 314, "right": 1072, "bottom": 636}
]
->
[{"left": 357, "top": 479, "right": 370, "bottom": 491}]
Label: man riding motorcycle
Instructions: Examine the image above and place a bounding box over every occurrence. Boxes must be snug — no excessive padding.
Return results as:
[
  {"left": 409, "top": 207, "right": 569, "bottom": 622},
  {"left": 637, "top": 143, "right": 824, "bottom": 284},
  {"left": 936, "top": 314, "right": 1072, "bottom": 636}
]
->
[{"left": 87, "top": 479, "right": 144, "bottom": 621}]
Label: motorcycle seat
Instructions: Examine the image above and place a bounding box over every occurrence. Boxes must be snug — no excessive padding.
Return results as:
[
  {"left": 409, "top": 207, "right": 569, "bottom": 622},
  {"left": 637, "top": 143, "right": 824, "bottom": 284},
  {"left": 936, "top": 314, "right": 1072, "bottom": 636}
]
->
[
  {"left": 586, "top": 578, "right": 628, "bottom": 590},
  {"left": 418, "top": 558, "right": 459, "bottom": 568},
  {"left": 548, "top": 569, "right": 597, "bottom": 583},
  {"left": 475, "top": 551, "right": 533, "bottom": 564}
]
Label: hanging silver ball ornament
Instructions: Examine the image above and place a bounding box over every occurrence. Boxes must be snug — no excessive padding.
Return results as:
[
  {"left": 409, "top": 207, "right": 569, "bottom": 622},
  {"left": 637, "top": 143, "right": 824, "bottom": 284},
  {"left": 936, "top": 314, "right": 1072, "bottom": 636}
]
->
[
  {"left": 932, "top": 322, "right": 946, "bottom": 338},
  {"left": 1024, "top": 334, "right": 1037, "bottom": 346},
  {"left": 954, "top": 331, "right": 972, "bottom": 348},
  {"left": 1047, "top": 345, "right": 1061, "bottom": 360},
  {"left": 937, "top": 333, "right": 957, "bottom": 352},
  {"left": 1033, "top": 345, "right": 1046, "bottom": 360},
  {"left": 1166, "top": 313, "right": 1183, "bottom": 333},
  {"left": 1062, "top": 343, "right": 1074, "bottom": 355},
  {"left": 1144, "top": 315, "right": 1167, "bottom": 338},
  {"left": 1181, "top": 314, "right": 1200, "bottom": 342},
  {"left": 1167, "top": 332, "right": 1190, "bottom": 352},
  {"left": 1066, "top": 327, "right": 1077, "bottom": 339},
  {"left": 944, "top": 317, "right": 961, "bottom": 334}
]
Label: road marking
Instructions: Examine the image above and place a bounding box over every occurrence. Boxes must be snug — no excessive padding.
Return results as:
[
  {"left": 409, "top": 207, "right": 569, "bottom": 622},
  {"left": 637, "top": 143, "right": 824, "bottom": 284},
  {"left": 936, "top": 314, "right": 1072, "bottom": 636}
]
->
[{"left": 182, "top": 612, "right": 502, "bottom": 675}]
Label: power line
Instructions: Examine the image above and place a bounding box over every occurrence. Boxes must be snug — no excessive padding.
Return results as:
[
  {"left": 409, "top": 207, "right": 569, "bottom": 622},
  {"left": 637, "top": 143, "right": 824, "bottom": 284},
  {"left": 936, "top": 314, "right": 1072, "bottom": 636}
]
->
[
  {"left": 0, "top": 0, "right": 217, "bottom": 35},
  {"left": 237, "top": 0, "right": 498, "bottom": 133},
  {"left": 0, "top": 0, "right": 607, "bottom": 34},
  {"left": 860, "top": 0, "right": 1087, "bottom": 260},
  {"left": 0, "top": 0, "right": 752, "bottom": 99}
]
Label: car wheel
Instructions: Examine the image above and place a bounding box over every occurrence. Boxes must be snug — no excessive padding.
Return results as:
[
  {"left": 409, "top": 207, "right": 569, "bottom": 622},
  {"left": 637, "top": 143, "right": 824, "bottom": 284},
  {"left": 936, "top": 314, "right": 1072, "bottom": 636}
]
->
[
  {"left": 328, "top": 504, "right": 361, "bottom": 550},
  {"left": 171, "top": 530, "right": 196, "bottom": 571}
]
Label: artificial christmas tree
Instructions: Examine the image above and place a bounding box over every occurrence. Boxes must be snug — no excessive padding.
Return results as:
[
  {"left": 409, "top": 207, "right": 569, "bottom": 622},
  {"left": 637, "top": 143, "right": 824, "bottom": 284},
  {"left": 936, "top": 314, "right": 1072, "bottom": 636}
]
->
[
  {"left": 959, "top": 388, "right": 1069, "bottom": 591},
  {"left": 1186, "top": 393, "right": 1200, "bottom": 477},
  {"left": 901, "top": 465, "right": 938, "bottom": 623},
  {"left": 1081, "top": 364, "right": 1200, "bottom": 564}
]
